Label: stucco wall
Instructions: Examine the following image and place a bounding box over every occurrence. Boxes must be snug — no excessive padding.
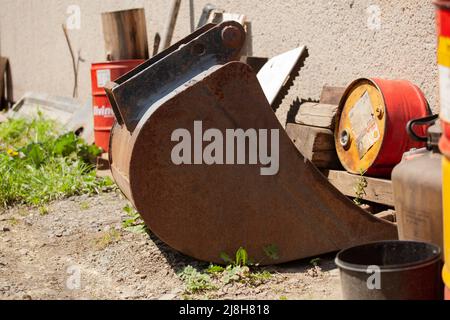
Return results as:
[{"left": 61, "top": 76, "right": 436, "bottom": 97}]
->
[{"left": 0, "top": 0, "right": 440, "bottom": 119}]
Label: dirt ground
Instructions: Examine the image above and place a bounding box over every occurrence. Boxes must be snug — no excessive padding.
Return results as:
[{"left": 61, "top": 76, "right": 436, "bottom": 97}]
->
[{"left": 0, "top": 191, "right": 342, "bottom": 300}]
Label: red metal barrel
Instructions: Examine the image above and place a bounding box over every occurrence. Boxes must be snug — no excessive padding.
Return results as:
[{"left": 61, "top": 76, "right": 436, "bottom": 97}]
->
[
  {"left": 435, "top": 0, "right": 450, "bottom": 301},
  {"left": 91, "top": 60, "right": 144, "bottom": 151},
  {"left": 335, "top": 78, "right": 430, "bottom": 177}
]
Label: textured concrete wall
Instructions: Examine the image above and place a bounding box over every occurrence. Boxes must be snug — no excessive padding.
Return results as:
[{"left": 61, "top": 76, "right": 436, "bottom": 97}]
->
[{"left": 0, "top": 0, "right": 439, "bottom": 122}]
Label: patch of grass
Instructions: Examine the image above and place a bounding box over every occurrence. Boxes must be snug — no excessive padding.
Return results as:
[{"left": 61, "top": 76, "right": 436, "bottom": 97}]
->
[
  {"left": 95, "top": 229, "right": 121, "bottom": 250},
  {"left": 79, "top": 201, "right": 90, "bottom": 210},
  {"left": 121, "top": 204, "right": 148, "bottom": 234},
  {"left": 178, "top": 266, "right": 217, "bottom": 294},
  {"left": 0, "top": 116, "right": 113, "bottom": 208},
  {"left": 8, "top": 217, "right": 19, "bottom": 226},
  {"left": 38, "top": 206, "right": 49, "bottom": 216},
  {"left": 280, "top": 296, "right": 288, "bottom": 300}
]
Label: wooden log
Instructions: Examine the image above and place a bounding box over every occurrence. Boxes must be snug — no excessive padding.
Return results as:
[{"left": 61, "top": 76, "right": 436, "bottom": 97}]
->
[
  {"left": 102, "top": 8, "right": 149, "bottom": 61},
  {"left": 286, "top": 123, "right": 341, "bottom": 169},
  {"left": 324, "top": 169, "right": 394, "bottom": 207},
  {"left": 0, "top": 57, "right": 7, "bottom": 109},
  {"left": 0, "top": 57, "right": 12, "bottom": 110},
  {"left": 295, "top": 102, "right": 338, "bottom": 130},
  {"left": 319, "top": 86, "right": 346, "bottom": 105}
]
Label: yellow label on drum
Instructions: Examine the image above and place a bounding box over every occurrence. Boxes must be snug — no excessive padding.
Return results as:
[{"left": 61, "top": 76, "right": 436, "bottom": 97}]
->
[{"left": 439, "top": 36, "right": 450, "bottom": 68}]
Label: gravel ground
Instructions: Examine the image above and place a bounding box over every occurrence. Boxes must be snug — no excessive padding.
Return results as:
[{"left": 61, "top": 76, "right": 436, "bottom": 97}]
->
[{"left": 0, "top": 191, "right": 342, "bottom": 300}]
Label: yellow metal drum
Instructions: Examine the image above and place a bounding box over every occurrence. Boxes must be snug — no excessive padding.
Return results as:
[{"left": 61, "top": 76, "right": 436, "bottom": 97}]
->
[
  {"left": 335, "top": 78, "right": 429, "bottom": 177},
  {"left": 335, "top": 79, "right": 385, "bottom": 176}
]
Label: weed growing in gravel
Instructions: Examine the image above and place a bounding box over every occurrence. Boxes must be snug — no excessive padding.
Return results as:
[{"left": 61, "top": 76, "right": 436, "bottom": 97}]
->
[
  {"left": 121, "top": 204, "right": 148, "bottom": 234},
  {"left": 95, "top": 229, "right": 121, "bottom": 250},
  {"left": 215, "top": 247, "right": 273, "bottom": 286},
  {"left": 7, "top": 217, "right": 18, "bottom": 226},
  {"left": 179, "top": 247, "right": 274, "bottom": 298},
  {"left": 0, "top": 116, "right": 114, "bottom": 208},
  {"left": 79, "top": 201, "right": 90, "bottom": 210},
  {"left": 353, "top": 169, "right": 368, "bottom": 205},
  {"left": 178, "top": 266, "right": 217, "bottom": 294},
  {"left": 310, "top": 258, "right": 321, "bottom": 267},
  {"left": 38, "top": 206, "right": 49, "bottom": 216}
]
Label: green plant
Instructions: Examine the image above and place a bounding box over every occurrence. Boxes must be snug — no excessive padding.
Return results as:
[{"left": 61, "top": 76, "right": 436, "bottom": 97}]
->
[
  {"left": 38, "top": 206, "right": 49, "bottom": 216},
  {"left": 218, "top": 247, "right": 272, "bottom": 286},
  {"left": 178, "top": 266, "right": 217, "bottom": 294},
  {"left": 79, "top": 201, "right": 90, "bottom": 210},
  {"left": 0, "top": 116, "right": 113, "bottom": 208},
  {"left": 353, "top": 169, "right": 368, "bottom": 205},
  {"left": 220, "top": 247, "right": 250, "bottom": 267},
  {"left": 95, "top": 229, "right": 121, "bottom": 249},
  {"left": 206, "top": 264, "right": 225, "bottom": 275},
  {"left": 121, "top": 204, "right": 148, "bottom": 234},
  {"left": 310, "top": 258, "right": 321, "bottom": 267},
  {"left": 8, "top": 217, "right": 19, "bottom": 226}
]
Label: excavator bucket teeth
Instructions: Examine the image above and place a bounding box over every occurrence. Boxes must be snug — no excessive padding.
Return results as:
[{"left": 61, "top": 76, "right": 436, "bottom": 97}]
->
[{"left": 107, "top": 22, "right": 397, "bottom": 265}]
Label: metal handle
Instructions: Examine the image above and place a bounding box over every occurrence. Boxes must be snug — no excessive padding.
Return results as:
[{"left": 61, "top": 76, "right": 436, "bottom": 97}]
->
[{"left": 406, "top": 114, "right": 439, "bottom": 142}]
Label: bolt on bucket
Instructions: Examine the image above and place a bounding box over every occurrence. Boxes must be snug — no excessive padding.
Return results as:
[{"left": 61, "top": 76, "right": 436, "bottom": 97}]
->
[
  {"left": 335, "top": 241, "right": 443, "bottom": 300},
  {"left": 435, "top": 0, "right": 450, "bottom": 300},
  {"left": 335, "top": 78, "right": 430, "bottom": 177},
  {"left": 91, "top": 60, "right": 144, "bottom": 152}
]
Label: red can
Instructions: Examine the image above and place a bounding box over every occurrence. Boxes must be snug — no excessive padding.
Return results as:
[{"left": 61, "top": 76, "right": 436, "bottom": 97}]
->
[{"left": 91, "top": 60, "right": 144, "bottom": 152}]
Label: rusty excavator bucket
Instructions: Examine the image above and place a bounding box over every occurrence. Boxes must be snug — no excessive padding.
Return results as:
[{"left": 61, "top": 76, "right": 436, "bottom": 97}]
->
[{"left": 105, "top": 21, "right": 397, "bottom": 265}]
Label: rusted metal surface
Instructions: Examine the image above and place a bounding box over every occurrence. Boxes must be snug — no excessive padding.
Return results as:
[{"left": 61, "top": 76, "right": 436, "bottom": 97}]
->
[
  {"left": 108, "top": 22, "right": 397, "bottom": 265},
  {"left": 105, "top": 22, "right": 243, "bottom": 132}
]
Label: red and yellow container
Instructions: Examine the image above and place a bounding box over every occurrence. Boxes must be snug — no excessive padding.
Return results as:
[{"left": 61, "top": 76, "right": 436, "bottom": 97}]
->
[
  {"left": 435, "top": 0, "right": 450, "bottom": 300},
  {"left": 90, "top": 60, "right": 144, "bottom": 152},
  {"left": 335, "top": 78, "right": 430, "bottom": 177}
]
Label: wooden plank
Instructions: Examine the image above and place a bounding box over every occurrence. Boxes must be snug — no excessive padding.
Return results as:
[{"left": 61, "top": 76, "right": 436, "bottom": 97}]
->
[
  {"left": 295, "top": 102, "right": 338, "bottom": 130},
  {"left": 324, "top": 169, "right": 394, "bottom": 207},
  {"left": 286, "top": 123, "right": 341, "bottom": 169},
  {"left": 320, "top": 86, "right": 346, "bottom": 105},
  {"left": 102, "top": 8, "right": 149, "bottom": 60}
]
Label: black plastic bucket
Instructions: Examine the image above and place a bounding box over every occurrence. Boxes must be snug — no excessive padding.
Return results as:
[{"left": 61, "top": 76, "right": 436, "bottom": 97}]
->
[{"left": 335, "top": 241, "right": 443, "bottom": 300}]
